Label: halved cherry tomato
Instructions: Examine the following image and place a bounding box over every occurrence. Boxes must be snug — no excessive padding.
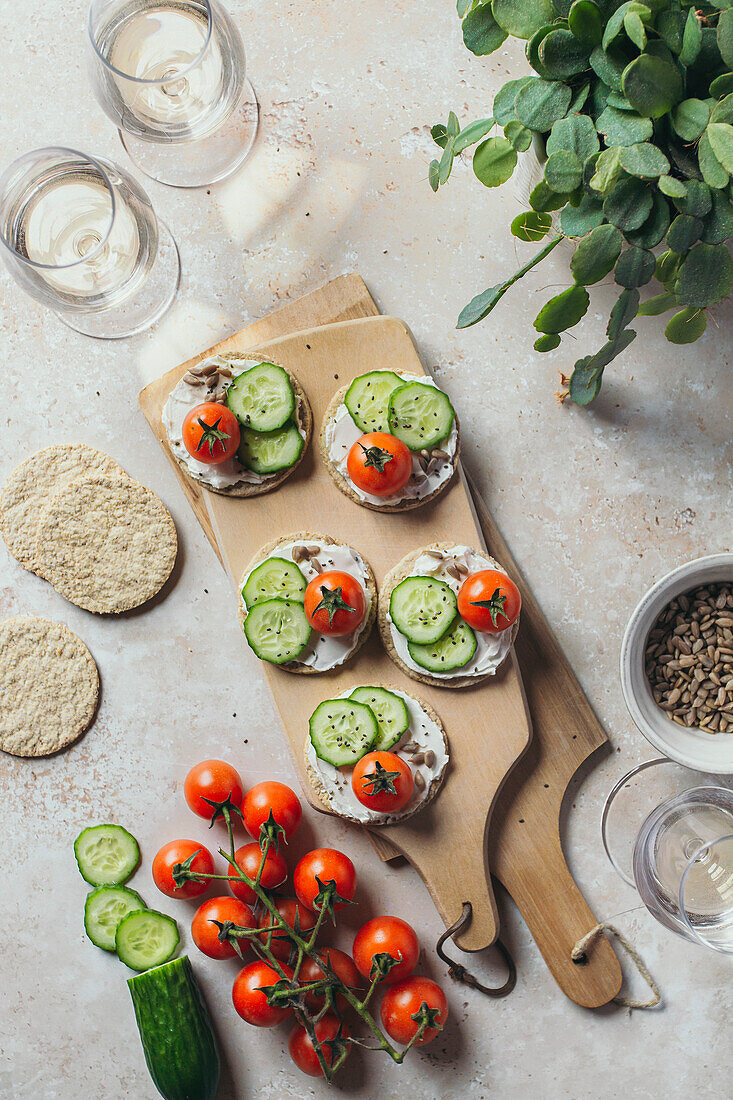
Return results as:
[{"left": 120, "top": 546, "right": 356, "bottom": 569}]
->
[
  {"left": 380, "top": 976, "right": 448, "bottom": 1045},
  {"left": 303, "top": 571, "right": 366, "bottom": 637},
  {"left": 351, "top": 751, "right": 414, "bottom": 814},
  {"left": 299, "top": 947, "right": 362, "bottom": 1010},
  {"left": 288, "top": 1014, "right": 350, "bottom": 1077},
  {"left": 294, "top": 849, "right": 356, "bottom": 914},
  {"left": 191, "top": 895, "right": 256, "bottom": 960},
  {"left": 182, "top": 402, "right": 240, "bottom": 465},
  {"left": 241, "top": 781, "right": 302, "bottom": 844},
  {"left": 346, "top": 432, "right": 412, "bottom": 497},
  {"left": 232, "top": 960, "right": 293, "bottom": 1027},
  {"left": 457, "top": 569, "right": 521, "bottom": 634},
  {"left": 353, "top": 916, "right": 419, "bottom": 984},
  {"left": 184, "top": 759, "right": 245, "bottom": 820},
  {"left": 256, "top": 897, "right": 317, "bottom": 960},
  {"left": 152, "top": 839, "right": 215, "bottom": 900},
  {"left": 228, "top": 842, "right": 288, "bottom": 905}
]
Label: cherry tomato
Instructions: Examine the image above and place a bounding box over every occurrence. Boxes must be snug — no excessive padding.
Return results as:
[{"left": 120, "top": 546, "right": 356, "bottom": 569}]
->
[
  {"left": 303, "top": 571, "right": 366, "bottom": 637},
  {"left": 294, "top": 849, "right": 356, "bottom": 914},
  {"left": 228, "top": 842, "right": 288, "bottom": 905},
  {"left": 182, "top": 402, "right": 240, "bottom": 465},
  {"left": 351, "top": 751, "right": 414, "bottom": 814},
  {"left": 457, "top": 569, "right": 521, "bottom": 634},
  {"left": 232, "top": 960, "right": 293, "bottom": 1027},
  {"left": 256, "top": 897, "right": 317, "bottom": 960},
  {"left": 346, "top": 432, "right": 412, "bottom": 497},
  {"left": 352, "top": 916, "right": 419, "bottom": 984},
  {"left": 380, "top": 976, "right": 448, "bottom": 1046},
  {"left": 152, "top": 839, "right": 215, "bottom": 900},
  {"left": 184, "top": 759, "right": 245, "bottom": 820},
  {"left": 288, "top": 1014, "right": 350, "bottom": 1077},
  {"left": 299, "top": 947, "right": 362, "bottom": 1010},
  {"left": 241, "top": 781, "right": 302, "bottom": 844},
  {"left": 191, "top": 896, "right": 256, "bottom": 960}
]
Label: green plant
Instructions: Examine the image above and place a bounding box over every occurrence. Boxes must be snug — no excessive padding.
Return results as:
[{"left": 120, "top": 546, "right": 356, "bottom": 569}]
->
[{"left": 430, "top": 1, "right": 733, "bottom": 404}]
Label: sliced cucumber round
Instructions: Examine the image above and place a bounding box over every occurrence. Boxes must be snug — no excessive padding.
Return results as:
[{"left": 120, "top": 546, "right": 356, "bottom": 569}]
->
[
  {"left": 242, "top": 557, "right": 306, "bottom": 608},
  {"left": 309, "top": 698, "right": 379, "bottom": 766},
  {"left": 349, "top": 686, "right": 409, "bottom": 751},
  {"left": 389, "top": 576, "right": 458, "bottom": 645},
  {"left": 238, "top": 420, "right": 304, "bottom": 475},
  {"left": 74, "top": 824, "right": 140, "bottom": 887},
  {"left": 116, "top": 909, "right": 180, "bottom": 972},
  {"left": 408, "top": 619, "right": 477, "bottom": 673},
  {"left": 85, "top": 885, "right": 146, "bottom": 952},
  {"left": 388, "top": 381, "right": 455, "bottom": 451},
  {"left": 344, "top": 370, "right": 404, "bottom": 433},
  {"left": 226, "top": 362, "right": 295, "bottom": 431},
  {"left": 243, "top": 597, "right": 311, "bottom": 664}
]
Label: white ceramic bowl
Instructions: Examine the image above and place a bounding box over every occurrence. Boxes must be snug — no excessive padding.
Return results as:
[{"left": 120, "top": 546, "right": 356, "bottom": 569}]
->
[{"left": 620, "top": 553, "right": 733, "bottom": 774}]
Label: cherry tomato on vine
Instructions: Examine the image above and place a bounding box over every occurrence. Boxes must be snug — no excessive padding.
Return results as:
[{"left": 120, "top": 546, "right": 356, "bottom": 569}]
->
[
  {"left": 232, "top": 960, "right": 293, "bottom": 1027},
  {"left": 380, "top": 976, "right": 448, "bottom": 1046},
  {"left": 351, "top": 751, "right": 414, "bottom": 813},
  {"left": 303, "top": 571, "right": 366, "bottom": 637},
  {"left": 241, "top": 781, "right": 302, "bottom": 844},
  {"left": 182, "top": 402, "right": 240, "bottom": 465},
  {"left": 184, "top": 759, "right": 245, "bottom": 820},
  {"left": 152, "top": 839, "right": 215, "bottom": 900},
  {"left": 353, "top": 916, "right": 420, "bottom": 984},
  {"left": 288, "top": 1014, "right": 351, "bottom": 1077},
  {"left": 191, "top": 896, "right": 256, "bottom": 960},
  {"left": 257, "top": 897, "right": 317, "bottom": 960},
  {"left": 457, "top": 569, "right": 521, "bottom": 634},
  {"left": 346, "top": 431, "right": 412, "bottom": 497},
  {"left": 228, "top": 842, "right": 288, "bottom": 905},
  {"left": 294, "top": 849, "right": 356, "bottom": 914},
  {"left": 299, "top": 947, "right": 362, "bottom": 1010}
]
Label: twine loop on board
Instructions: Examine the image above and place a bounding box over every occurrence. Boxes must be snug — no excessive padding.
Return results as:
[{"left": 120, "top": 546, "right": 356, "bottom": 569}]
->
[
  {"left": 571, "top": 922, "right": 661, "bottom": 1010},
  {"left": 435, "top": 902, "right": 517, "bottom": 998}
]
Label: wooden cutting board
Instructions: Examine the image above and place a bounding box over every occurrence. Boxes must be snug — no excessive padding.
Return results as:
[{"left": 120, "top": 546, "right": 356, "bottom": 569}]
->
[{"left": 139, "top": 275, "right": 622, "bottom": 1006}]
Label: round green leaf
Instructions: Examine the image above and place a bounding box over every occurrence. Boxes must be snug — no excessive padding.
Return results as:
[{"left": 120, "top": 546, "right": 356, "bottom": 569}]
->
[
  {"left": 656, "top": 8, "right": 685, "bottom": 54},
  {"left": 570, "top": 223, "right": 623, "bottom": 284},
  {"left": 607, "top": 287, "right": 640, "bottom": 342},
  {"left": 463, "top": 4, "right": 508, "bottom": 56},
  {"left": 674, "top": 242, "right": 733, "bottom": 307},
  {"left": 533, "top": 284, "right": 590, "bottom": 333},
  {"left": 710, "top": 74, "right": 733, "bottom": 101},
  {"left": 492, "top": 0, "right": 555, "bottom": 40},
  {"left": 515, "top": 78, "right": 573, "bottom": 132},
  {"left": 534, "top": 333, "right": 561, "bottom": 351},
  {"left": 618, "top": 142, "right": 670, "bottom": 178},
  {"left": 624, "top": 11, "right": 647, "bottom": 52},
  {"left": 454, "top": 118, "right": 496, "bottom": 154},
  {"left": 560, "top": 193, "right": 605, "bottom": 236},
  {"left": 666, "top": 214, "right": 703, "bottom": 252},
  {"left": 706, "top": 123, "right": 733, "bottom": 175},
  {"left": 544, "top": 150, "right": 583, "bottom": 193},
  {"left": 473, "top": 137, "right": 518, "bottom": 187},
  {"left": 546, "top": 113, "right": 600, "bottom": 161},
  {"left": 621, "top": 55, "right": 684, "bottom": 119},
  {"left": 511, "top": 211, "right": 554, "bottom": 242},
  {"left": 675, "top": 179, "right": 712, "bottom": 217},
  {"left": 671, "top": 99, "right": 710, "bottom": 142},
  {"left": 700, "top": 191, "right": 733, "bottom": 245},
  {"left": 538, "top": 29, "right": 591, "bottom": 80},
  {"left": 665, "top": 307, "right": 707, "bottom": 344},
  {"left": 614, "top": 247, "right": 655, "bottom": 288},
  {"left": 589, "top": 146, "right": 623, "bottom": 193},
  {"left": 493, "top": 77, "right": 535, "bottom": 125},
  {"left": 504, "top": 120, "right": 533, "bottom": 152},
  {"left": 590, "top": 45, "right": 626, "bottom": 91},
  {"left": 596, "top": 106, "right": 653, "bottom": 146},
  {"left": 529, "top": 180, "right": 569, "bottom": 212},
  {"left": 711, "top": 94, "right": 733, "bottom": 126},
  {"left": 658, "top": 175, "right": 687, "bottom": 200},
  {"left": 568, "top": 1, "right": 603, "bottom": 49},
  {"left": 655, "top": 249, "right": 682, "bottom": 288},
  {"left": 698, "top": 133, "right": 729, "bottom": 191},
  {"left": 568, "top": 356, "right": 603, "bottom": 405},
  {"left": 625, "top": 192, "right": 671, "bottom": 248},
  {"left": 679, "top": 8, "right": 703, "bottom": 67},
  {"left": 527, "top": 25, "right": 560, "bottom": 79},
  {"left": 603, "top": 177, "right": 653, "bottom": 231},
  {"left": 717, "top": 9, "right": 733, "bottom": 70}
]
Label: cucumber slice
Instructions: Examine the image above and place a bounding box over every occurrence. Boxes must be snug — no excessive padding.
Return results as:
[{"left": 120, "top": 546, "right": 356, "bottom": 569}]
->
[
  {"left": 389, "top": 576, "right": 458, "bottom": 645},
  {"left": 84, "top": 885, "right": 146, "bottom": 951},
  {"left": 242, "top": 557, "right": 306, "bottom": 608},
  {"left": 309, "top": 698, "right": 379, "bottom": 766},
  {"left": 349, "top": 686, "right": 410, "bottom": 751},
  {"left": 238, "top": 420, "right": 304, "bottom": 475},
  {"left": 74, "top": 824, "right": 140, "bottom": 887},
  {"left": 344, "top": 370, "right": 404, "bottom": 433},
  {"left": 243, "top": 597, "right": 311, "bottom": 664},
  {"left": 116, "top": 909, "right": 180, "bottom": 972},
  {"left": 226, "top": 362, "right": 295, "bottom": 432},
  {"left": 388, "top": 381, "right": 455, "bottom": 451},
  {"left": 408, "top": 619, "right": 477, "bottom": 673}
]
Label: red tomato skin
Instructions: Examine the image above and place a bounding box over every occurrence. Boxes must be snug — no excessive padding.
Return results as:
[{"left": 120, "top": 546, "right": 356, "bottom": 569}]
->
[
  {"left": 232, "top": 960, "right": 293, "bottom": 1027},
  {"left": 241, "top": 781, "right": 302, "bottom": 843},
  {"left": 303, "top": 571, "right": 366, "bottom": 637},
  {"left": 256, "top": 897, "right": 317, "bottom": 961},
  {"left": 152, "top": 840, "right": 215, "bottom": 900},
  {"left": 288, "top": 1014, "right": 350, "bottom": 1077},
  {"left": 346, "top": 432, "right": 412, "bottom": 497},
  {"left": 184, "top": 759, "right": 245, "bottom": 819},
  {"left": 457, "top": 569, "right": 521, "bottom": 634},
  {"left": 299, "top": 948, "right": 362, "bottom": 1010},
  {"left": 380, "top": 976, "right": 448, "bottom": 1045},
  {"left": 293, "top": 849, "right": 357, "bottom": 913},
  {"left": 351, "top": 751, "right": 414, "bottom": 813},
  {"left": 352, "top": 916, "right": 420, "bottom": 984},
  {"left": 182, "top": 403, "right": 240, "bottom": 465},
  {"left": 191, "top": 896, "right": 256, "bottom": 960},
  {"left": 228, "top": 842, "right": 288, "bottom": 905}
]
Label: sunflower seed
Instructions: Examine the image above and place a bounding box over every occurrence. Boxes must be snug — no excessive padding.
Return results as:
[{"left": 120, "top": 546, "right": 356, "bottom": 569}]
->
[
  {"left": 409, "top": 752, "right": 425, "bottom": 765},
  {"left": 424, "top": 749, "right": 436, "bottom": 768},
  {"left": 414, "top": 771, "right": 426, "bottom": 792}
]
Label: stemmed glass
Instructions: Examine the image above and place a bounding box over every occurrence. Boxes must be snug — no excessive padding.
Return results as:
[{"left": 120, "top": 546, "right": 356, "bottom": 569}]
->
[
  {"left": 0, "top": 147, "right": 180, "bottom": 338},
  {"left": 87, "top": 0, "right": 258, "bottom": 188}
]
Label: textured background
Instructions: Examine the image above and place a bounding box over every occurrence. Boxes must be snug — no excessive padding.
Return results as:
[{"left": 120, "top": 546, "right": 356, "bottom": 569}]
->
[{"left": 1, "top": 1, "right": 732, "bottom": 1097}]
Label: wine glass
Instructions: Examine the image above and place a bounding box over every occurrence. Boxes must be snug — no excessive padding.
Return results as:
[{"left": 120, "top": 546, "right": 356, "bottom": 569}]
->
[
  {"left": 0, "top": 147, "right": 180, "bottom": 338},
  {"left": 87, "top": 0, "right": 258, "bottom": 188}
]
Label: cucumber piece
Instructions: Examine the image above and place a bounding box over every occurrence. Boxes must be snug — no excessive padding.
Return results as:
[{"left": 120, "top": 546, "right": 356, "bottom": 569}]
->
[
  {"left": 408, "top": 619, "right": 477, "bottom": 673},
  {"left": 225, "top": 361, "right": 295, "bottom": 431},
  {"left": 349, "top": 686, "right": 409, "bottom": 751},
  {"left": 116, "top": 909, "right": 180, "bottom": 972},
  {"left": 242, "top": 556, "right": 306, "bottom": 608},
  {"left": 389, "top": 576, "right": 458, "bottom": 645},
  {"left": 128, "top": 956, "right": 221, "bottom": 1100},
  {"left": 309, "top": 698, "right": 379, "bottom": 766},
  {"left": 84, "top": 885, "right": 145, "bottom": 952},
  {"left": 388, "top": 381, "right": 455, "bottom": 451},
  {"left": 243, "top": 597, "right": 311, "bottom": 664},
  {"left": 344, "top": 370, "right": 404, "bottom": 433},
  {"left": 74, "top": 824, "right": 140, "bottom": 887},
  {"left": 238, "top": 419, "right": 304, "bottom": 475}
]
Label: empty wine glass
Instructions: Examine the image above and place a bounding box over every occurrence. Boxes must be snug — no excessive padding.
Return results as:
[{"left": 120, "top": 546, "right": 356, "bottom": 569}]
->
[
  {"left": 0, "top": 147, "right": 180, "bottom": 338},
  {"left": 87, "top": 0, "right": 258, "bottom": 188}
]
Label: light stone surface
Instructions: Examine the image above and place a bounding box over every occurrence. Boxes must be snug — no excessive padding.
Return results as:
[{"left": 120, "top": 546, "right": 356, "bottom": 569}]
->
[{"left": 1, "top": 2, "right": 732, "bottom": 1098}]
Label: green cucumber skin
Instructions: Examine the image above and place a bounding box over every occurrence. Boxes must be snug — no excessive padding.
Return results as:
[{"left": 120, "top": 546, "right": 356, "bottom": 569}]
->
[{"left": 128, "top": 956, "right": 221, "bottom": 1100}]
